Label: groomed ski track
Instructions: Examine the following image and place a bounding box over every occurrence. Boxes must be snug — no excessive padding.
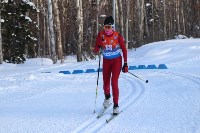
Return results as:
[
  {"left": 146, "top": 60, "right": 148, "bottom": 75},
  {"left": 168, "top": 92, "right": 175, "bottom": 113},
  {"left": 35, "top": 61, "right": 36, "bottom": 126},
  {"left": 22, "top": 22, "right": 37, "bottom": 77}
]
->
[
  {"left": 71, "top": 74, "right": 146, "bottom": 133},
  {"left": 1, "top": 64, "right": 200, "bottom": 133},
  {"left": 71, "top": 70, "right": 200, "bottom": 133}
]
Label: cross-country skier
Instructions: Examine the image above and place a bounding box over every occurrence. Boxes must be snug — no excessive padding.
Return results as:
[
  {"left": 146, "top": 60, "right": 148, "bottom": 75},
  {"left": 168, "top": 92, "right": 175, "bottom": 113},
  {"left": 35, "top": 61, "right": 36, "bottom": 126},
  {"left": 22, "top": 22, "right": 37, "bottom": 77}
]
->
[{"left": 93, "top": 16, "right": 128, "bottom": 115}]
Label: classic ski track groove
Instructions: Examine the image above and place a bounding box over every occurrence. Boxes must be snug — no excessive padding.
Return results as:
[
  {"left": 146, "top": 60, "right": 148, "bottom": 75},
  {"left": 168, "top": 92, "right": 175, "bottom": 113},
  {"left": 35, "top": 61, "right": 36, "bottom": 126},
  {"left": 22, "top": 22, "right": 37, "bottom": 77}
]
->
[
  {"left": 71, "top": 71, "right": 200, "bottom": 133},
  {"left": 149, "top": 71, "right": 200, "bottom": 133},
  {"left": 71, "top": 74, "right": 146, "bottom": 133},
  {"left": 159, "top": 70, "right": 200, "bottom": 81}
]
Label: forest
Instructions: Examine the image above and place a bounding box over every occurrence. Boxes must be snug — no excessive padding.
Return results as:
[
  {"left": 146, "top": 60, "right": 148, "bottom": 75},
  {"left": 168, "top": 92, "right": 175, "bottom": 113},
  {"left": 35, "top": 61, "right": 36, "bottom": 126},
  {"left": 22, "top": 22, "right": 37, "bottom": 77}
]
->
[{"left": 0, "top": 0, "right": 200, "bottom": 64}]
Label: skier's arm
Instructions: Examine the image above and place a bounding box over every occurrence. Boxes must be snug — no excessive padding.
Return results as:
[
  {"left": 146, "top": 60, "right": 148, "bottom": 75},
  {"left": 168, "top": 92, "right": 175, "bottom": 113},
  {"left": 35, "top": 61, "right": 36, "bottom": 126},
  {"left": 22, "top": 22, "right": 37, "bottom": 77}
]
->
[
  {"left": 119, "top": 34, "right": 128, "bottom": 73},
  {"left": 118, "top": 34, "right": 127, "bottom": 63}
]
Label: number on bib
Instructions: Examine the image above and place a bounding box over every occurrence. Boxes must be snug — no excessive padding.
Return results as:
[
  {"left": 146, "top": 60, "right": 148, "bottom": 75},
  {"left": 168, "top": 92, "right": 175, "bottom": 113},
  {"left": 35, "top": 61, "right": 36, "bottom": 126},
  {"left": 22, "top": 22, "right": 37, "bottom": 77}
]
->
[{"left": 105, "top": 45, "right": 112, "bottom": 51}]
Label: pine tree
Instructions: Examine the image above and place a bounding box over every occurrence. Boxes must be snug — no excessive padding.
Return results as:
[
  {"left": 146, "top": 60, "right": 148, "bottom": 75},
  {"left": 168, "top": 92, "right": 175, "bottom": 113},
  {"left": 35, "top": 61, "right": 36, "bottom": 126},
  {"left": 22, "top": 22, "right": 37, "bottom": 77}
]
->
[{"left": 1, "top": 0, "right": 38, "bottom": 64}]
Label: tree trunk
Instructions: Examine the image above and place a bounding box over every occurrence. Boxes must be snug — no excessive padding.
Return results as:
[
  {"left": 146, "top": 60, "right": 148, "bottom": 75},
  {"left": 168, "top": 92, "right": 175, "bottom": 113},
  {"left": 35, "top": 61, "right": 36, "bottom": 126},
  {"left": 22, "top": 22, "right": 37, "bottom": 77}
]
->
[
  {"left": 176, "top": 0, "right": 180, "bottom": 34},
  {"left": 138, "top": 0, "right": 145, "bottom": 45},
  {"left": 125, "top": 0, "right": 129, "bottom": 48},
  {"left": 36, "top": 0, "right": 41, "bottom": 57},
  {"left": 181, "top": 1, "right": 185, "bottom": 35},
  {"left": 117, "top": 0, "right": 124, "bottom": 36},
  {"left": 96, "top": 0, "right": 100, "bottom": 35},
  {"left": 144, "top": 1, "right": 149, "bottom": 43},
  {"left": 163, "top": 0, "right": 166, "bottom": 39},
  {"left": 76, "top": 0, "right": 83, "bottom": 62},
  {"left": 151, "top": 0, "right": 154, "bottom": 42},
  {"left": 53, "top": 0, "right": 64, "bottom": 63},
  {"left": 60, "top": 0, "right": 68, "bottom": 57},
  {"left": 46, "top": 8, "right": 51, "bottom": 58},
  {"left": 47, "top": 0, "right": 57, "bottom": 63},
  {"left": 0, "top": 4, "right": 3, "bottom": 64}
]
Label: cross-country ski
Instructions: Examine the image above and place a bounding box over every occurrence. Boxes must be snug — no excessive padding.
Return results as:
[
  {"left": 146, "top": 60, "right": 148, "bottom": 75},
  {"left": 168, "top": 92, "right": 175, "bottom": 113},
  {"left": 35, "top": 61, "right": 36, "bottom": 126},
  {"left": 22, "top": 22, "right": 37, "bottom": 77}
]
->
[
  {"left": 97, "top": 103, "right": 112, "bottom": 119},
  {"left": 106, "top": 111, "right": 122, "bottom": 123}
]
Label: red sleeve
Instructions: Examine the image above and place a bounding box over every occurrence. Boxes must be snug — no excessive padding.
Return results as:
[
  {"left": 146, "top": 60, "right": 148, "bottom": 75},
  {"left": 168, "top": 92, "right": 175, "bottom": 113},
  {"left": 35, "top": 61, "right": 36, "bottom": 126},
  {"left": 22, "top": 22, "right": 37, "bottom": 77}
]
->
[
  {"left": 93, "top": 32, "right": 103, "bottom": 53},
  {"left": 118, "top": 34, "right": 127, "bottom": 63}
]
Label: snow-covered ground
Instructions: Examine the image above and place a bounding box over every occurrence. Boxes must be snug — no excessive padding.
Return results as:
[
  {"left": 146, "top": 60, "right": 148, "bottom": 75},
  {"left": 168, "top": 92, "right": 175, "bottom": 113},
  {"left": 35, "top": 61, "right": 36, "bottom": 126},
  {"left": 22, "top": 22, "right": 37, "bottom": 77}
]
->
[{"left": 0, "top": 39, "right": 200, "bottom": 133}]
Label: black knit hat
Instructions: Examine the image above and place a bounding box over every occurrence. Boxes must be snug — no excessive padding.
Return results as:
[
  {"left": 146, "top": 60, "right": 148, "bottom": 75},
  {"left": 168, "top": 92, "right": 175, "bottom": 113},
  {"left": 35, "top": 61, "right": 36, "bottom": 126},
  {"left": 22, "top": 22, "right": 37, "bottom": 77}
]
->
[{"left": 104, "top": 16, "right": 114, "bottom": 25}]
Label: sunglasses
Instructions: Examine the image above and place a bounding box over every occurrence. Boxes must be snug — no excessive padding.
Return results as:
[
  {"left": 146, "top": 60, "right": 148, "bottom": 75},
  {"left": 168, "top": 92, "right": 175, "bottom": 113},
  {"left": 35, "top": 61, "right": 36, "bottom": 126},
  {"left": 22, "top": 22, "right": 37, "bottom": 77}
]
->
[{"left": 104, "top": 25, "right": 112, "bottom": 29}]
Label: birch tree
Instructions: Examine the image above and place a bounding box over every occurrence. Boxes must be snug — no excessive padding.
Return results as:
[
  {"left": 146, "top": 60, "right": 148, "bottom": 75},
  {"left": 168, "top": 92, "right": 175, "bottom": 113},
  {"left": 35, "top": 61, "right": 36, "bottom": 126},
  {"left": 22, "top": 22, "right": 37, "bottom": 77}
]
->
[
  {"left": 47, "top": 0, "right": 57, "bottom": 63},
  {"left": 176, "top": 0, "right": 180, "bottom": 34},
  {"left": 152, "top": 0, "right": 155, "bottom": 41},
  {"left": 36, "top": 0, "right": 42, "bottom": 57},
  {"left": 53, "top": 0, "right": 64, "bottom": 63},
  {"left": 117, "top": 0, "right": 124, "bottom": 36},
  {"left": 76, "top": 0, "right": 83, "bottom": 62},
  {"left": 137, "top": 0, "right": 145, "bottom": 45},
  {"left": 163, "top": 0, "right": 167, "bottom": 39},
  {"left": 125, "top": 0, "right": 129, "bottom": 48}
]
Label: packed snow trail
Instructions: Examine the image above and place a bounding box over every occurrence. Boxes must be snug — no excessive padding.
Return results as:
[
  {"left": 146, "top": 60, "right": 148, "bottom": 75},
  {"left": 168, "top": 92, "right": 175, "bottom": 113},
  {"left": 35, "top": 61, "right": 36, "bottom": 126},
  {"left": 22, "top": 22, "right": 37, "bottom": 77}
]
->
[
  {"left": 70, "top": 69, "right": 200, "bottom": 133},
  {"left": 71, "top": 75, "right": 146, "bottom": 133},
  {"left": 97, "top": 70, "right": 200, "bottom": 133}
]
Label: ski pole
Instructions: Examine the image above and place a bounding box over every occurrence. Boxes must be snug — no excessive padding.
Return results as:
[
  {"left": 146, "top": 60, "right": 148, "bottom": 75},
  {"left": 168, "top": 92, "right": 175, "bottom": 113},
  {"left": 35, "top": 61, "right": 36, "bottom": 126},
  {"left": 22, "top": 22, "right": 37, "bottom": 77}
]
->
[
  {"left": 93, "top": 52, "right": 101, "bottom": 114},
  {"left": 128, "top": 71, "right": 148, "bottom": 83}
]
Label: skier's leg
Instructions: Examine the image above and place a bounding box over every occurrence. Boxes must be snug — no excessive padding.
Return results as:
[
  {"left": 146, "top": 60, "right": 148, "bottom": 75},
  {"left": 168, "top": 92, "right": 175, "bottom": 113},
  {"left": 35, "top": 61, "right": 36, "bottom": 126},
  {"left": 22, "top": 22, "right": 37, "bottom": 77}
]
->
[
  {"left": 103, "top": 58, "right": 112, "bottom": 99},
  {"left": 102, "top": 58, "right": 112, "bottom": 108},
  {"left": 111, "top": 56, "right": 122, "bottom": 107}
]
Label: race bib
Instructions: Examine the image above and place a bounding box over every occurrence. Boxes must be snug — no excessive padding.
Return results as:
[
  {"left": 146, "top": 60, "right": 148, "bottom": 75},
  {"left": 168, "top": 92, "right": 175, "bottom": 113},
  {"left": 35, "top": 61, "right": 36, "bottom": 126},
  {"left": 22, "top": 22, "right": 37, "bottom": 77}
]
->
[{"left": 105, "top": 45, "right": 112, "bottom": 51}]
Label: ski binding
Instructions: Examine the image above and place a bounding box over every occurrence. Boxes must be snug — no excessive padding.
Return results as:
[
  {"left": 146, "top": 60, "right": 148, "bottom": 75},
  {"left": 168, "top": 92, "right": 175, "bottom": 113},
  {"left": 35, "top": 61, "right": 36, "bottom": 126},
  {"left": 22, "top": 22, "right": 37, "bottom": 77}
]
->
[
  {"left": 97, "top": 103, "right": 112, "bottom": 119},
  {"left": 106, "top": 111, "right": 122, "bottom": 123}
]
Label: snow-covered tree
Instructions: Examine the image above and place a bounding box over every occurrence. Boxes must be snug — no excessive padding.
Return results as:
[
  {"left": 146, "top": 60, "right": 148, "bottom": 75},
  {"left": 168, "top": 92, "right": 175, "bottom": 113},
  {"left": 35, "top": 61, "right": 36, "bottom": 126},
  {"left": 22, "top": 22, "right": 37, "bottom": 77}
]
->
[{"left": 1, "top": 0, "right": 38, "bottom": 64}]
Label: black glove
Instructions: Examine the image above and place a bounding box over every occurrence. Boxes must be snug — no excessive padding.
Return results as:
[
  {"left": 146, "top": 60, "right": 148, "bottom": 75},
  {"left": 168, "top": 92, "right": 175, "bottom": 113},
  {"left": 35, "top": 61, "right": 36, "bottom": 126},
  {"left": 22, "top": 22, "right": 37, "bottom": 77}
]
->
[{"left": 122, "top": 63, "right": 128, "bottom": 73}]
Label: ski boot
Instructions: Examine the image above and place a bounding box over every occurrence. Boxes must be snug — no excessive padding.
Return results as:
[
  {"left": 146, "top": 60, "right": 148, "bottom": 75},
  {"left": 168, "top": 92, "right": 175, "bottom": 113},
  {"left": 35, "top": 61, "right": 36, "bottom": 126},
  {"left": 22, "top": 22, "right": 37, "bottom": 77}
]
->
[
  {"left": 103, "top": 98, "right": 111, "bottom": 109},
  {"left": 113, "top": 104, "right": 119, "bottom": 115}
]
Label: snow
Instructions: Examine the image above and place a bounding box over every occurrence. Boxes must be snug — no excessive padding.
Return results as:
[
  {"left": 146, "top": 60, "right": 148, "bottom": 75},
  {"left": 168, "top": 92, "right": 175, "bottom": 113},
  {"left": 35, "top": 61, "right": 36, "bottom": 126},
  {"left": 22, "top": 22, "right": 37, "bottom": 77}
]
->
[
  {"left": 1, "top": 0, "right": 8, "bottom": 3},
  {"left": 0, "top": 39, "right": 200, "bottom": 133},
  {"left": 1, "top": 19, "right": 5, "bottom": 23},
  {"left": 146, "top": 3, "right": 151, "bottom": 7},
  {"left": 25, "top": 16, "right": 32, "bottom": 22}
]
